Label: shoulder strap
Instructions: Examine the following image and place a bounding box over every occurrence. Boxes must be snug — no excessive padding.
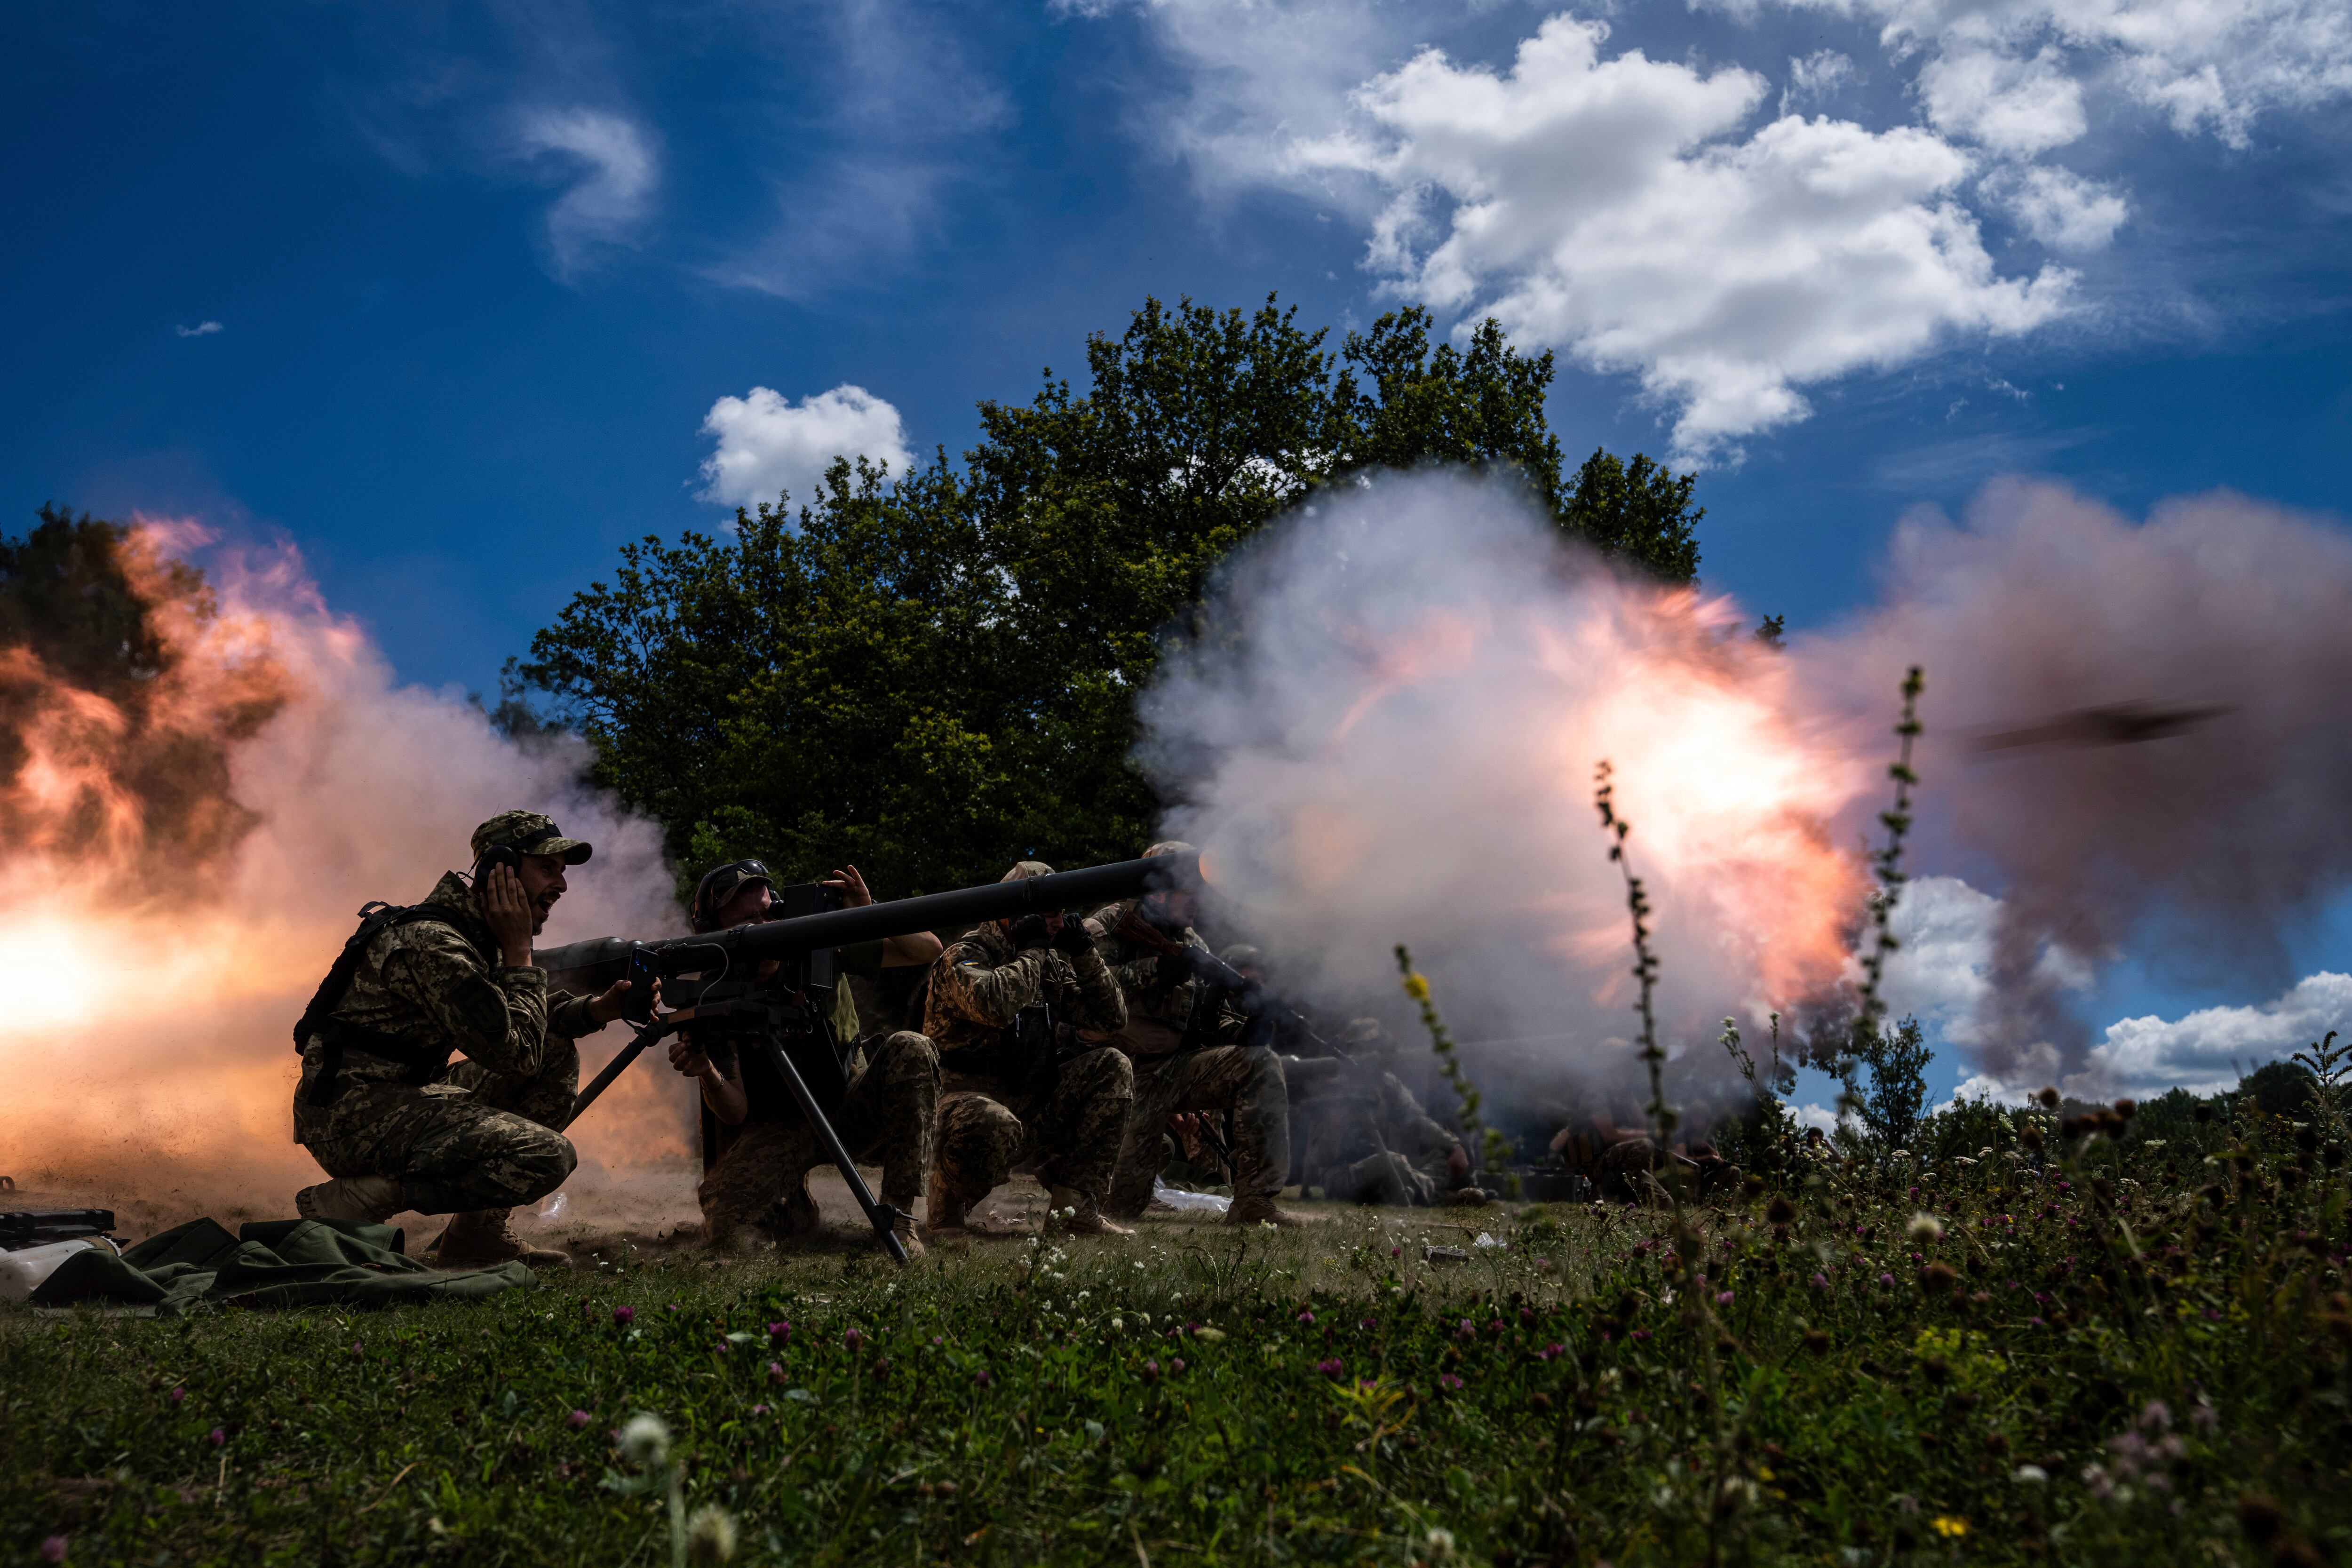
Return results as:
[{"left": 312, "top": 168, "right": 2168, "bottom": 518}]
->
[{"left": 291, "top": 902, "right": 459, "bottom": 1052}]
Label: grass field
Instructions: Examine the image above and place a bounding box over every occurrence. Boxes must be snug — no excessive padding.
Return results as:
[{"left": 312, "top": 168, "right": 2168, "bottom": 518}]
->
[{"left": 7, "top": 1099, "right": 2351, "bottom": 1568}]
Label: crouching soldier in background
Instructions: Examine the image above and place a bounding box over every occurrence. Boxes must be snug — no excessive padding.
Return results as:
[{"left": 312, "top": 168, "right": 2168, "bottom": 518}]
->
[
  {"left": 1094, "top": 845, "right": 1300, "bottom": 1228},
  {"left": 291, "top": 812, "right": 648, "bottom": 1269},
  {"left": 1550, "top": 1098, "right": 1673, "bottom": 1208},
  {"left": 670, "top": 860, "right": 938, "bottom": 1260},
  {"left": 1293, "top": 1021, "right": 1489, "bottom": 1208},
  {"left": 925, "top": 861, "right": 1136, "bottom": 1237}
]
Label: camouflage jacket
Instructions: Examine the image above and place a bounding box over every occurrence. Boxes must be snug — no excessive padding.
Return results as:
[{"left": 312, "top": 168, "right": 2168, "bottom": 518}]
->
[
  {"left": 1297, "top": 1067, "right": 1462, "bottom": 1176},
  {"left": 923, "top": 918, "right": 1127, "bottom": 1059},
  {"left": 1086, "top": 900, "right": 1211, "bottom": 1059},
  {"left": 299, "top": 871, "right": 601, "bottom": 1090}
]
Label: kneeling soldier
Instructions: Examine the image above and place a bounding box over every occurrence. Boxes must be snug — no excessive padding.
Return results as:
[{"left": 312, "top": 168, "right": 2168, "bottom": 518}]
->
[
  {"left": 1095, "top": 844, "right": 1300, "bottom": 1227},
  {"left": 925, "top": 861, "right": 1136, "bottom": 1236},
  {"left": 291, "top": 811, "right": 645, "bottom": 1268},
  {"left": 671, "top": 859, "right": 939, "bottom": 1259}
]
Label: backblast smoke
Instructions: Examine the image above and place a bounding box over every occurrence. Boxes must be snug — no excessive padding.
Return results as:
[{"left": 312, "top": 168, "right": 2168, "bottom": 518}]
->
[{"left": 0, "top": 518, "right": 690, "bottom": 1229}]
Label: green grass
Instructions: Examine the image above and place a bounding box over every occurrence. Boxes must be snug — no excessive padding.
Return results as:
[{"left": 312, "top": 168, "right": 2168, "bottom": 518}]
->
[{"left": 7, "top": 1107, "right": 2352, "bottom": 1567}]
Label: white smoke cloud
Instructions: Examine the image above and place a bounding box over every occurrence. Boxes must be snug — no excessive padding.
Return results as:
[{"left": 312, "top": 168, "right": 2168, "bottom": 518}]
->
[
  {"left": 697, "top": 384, "right": 916, "bottom": 511},
  {"left": 1143, "top": 469, "right": 1872, "bottom": 1093}
]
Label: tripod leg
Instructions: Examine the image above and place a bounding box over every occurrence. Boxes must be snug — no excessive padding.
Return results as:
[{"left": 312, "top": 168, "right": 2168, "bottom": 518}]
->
[
  {"left": 761, "top": 1037, "right": 910, "bottom": 1266},
  {"left": 561, "top": 1017, "right": 677, "bottom": 1132}
]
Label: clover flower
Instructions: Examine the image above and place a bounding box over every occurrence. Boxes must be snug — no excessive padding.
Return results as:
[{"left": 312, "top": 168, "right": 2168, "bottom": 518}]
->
[
  {"left": 168, "top": 1386, "right": 185, "bottom": 1405},
  {"left": 1315, "top": 1358, "right": 1345, "bottom": 1378},
  {"left": 569, "top": 1409, "right": 592, "bottom": 1429},
  {"left": 767, "top": 1321, "right": 791, "bottom": 1342},
  {"left": 207, "top": 1428, "right": 225, "bottom": 1448},
  {"left": 842, "top": 1328, "right": 862, "bottom": 1350},
  {"left": 613, "top": 1305, "right": 635, "bottom": 1325}
]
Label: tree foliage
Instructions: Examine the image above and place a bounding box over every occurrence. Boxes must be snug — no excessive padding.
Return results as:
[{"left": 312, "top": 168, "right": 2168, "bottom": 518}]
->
[{"left": 520, "top": 296, "right": 1707, "bottom": 894}]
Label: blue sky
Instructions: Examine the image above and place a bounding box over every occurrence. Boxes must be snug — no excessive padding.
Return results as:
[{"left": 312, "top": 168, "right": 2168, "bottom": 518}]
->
[{"left": 6, "top": 1, "right": 2348, "bottom": 1104}]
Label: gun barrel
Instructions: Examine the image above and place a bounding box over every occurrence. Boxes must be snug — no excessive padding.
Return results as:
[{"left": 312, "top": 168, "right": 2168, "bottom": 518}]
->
[{"left": 533, "top": 852, "right": 1197, "bottom": 994}]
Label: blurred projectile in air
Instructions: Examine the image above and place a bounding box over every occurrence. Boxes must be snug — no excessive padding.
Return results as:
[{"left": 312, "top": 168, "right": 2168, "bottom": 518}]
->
[{"left": 1969, "top": 700, "right": 2231, "bottom": 754}]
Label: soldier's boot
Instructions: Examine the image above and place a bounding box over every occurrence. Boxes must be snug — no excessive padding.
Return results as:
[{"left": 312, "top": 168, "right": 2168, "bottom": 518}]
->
[
  {"left": 434, "top": 1208, "right": 571, "bottom": 1270},
  {"left": 890, "top": 1212, "right": 927, "bottom": 1261},
  {"left": 925, "top": 1167, "right": 969, "bottom": 1237},
  {"left": 768, "top": 1180, "right": 822, "bottom": 1242},
  {"left": 1225, "top": 1193, "right": 1307, "bottom": 1227},
  {"left": 295, "top": 1176, "right": 406, "bottom": 1226},
  {"left": 1048, "top": 1187, "right": 1135, "bottom": 1237}
]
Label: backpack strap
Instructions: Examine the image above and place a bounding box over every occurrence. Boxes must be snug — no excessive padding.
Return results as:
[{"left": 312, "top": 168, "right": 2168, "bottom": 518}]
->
[{"left": 294, "top": 902, "right": 469, "bottom": 1108}]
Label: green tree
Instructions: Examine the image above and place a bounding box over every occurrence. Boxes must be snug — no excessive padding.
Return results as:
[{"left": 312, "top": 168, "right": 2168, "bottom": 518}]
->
[
  {"left": 519, "top": 295, "right": 1708, "bottom": 895},
  {"left": 1856, "top": 1017, "right": 1934, "bottom": 1150}
]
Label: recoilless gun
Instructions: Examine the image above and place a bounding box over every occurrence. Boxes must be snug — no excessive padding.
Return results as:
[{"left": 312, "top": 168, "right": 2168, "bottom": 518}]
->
[{"left": 534, "top": 853, "right": 1200, "bottom": 1265}]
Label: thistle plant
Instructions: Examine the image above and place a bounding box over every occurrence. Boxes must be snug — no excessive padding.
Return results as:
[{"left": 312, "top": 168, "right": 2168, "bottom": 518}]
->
[
  {"left": 1593, "top": 760, "right": 1673, "bottom": 1151},
  {"left": 615, "top": 1413, "right": 737, "bottom": 1566},
  {"left": 1396, "top": 946, "right": 1517, "bottom": 1193},
  {"left": 1838, "top": 666, "right": 1924, "bottom": 1125}
]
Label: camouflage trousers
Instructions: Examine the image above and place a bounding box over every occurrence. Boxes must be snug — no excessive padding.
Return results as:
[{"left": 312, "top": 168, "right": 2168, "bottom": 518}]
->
[
  {"left": 697, "top": 1032, "right": 938, "bottom": 1244},
  {"left": 1319, "top": 1149, "right": 1445, "bottom": 1208},
  {"left": 933, "top": 1046, "right": 1134, "bottom": 1207},
  {"left": 1105, "top": 1046, "right": 1290, "bottom": 1217},
  {"left": 292, "top": 1039, "right": 579, "bottom": 1216}
]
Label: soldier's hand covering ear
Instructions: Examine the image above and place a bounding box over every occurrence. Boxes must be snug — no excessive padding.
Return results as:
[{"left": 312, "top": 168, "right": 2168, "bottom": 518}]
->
[
  {"left": 1009, "top": 913, "right": 1052, "bottom": 951},
  {"left": 1051, "top": 914, "right": 1095, "bottom": 955}
]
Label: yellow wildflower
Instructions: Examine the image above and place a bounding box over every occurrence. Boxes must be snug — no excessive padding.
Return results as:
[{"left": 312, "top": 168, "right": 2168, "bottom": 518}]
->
[
  {"left": 1931, "top": 1516, "right": 1969, "bottom": 1539},
  {"left": 1402, "top": 973, "right": 1431, "bottom": 1003}
]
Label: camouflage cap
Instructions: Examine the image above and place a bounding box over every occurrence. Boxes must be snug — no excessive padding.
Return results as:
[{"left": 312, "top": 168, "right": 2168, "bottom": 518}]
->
[{"left": 470, "top": 810, "right": 593, "bottom": 866}]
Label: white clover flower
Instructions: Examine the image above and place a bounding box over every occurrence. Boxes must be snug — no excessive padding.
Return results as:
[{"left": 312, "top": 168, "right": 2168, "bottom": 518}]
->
[
  {"left": 618, "top": 1413, "right": 671, "bottom": 1467},
  {"left": 2013, "top": 1465, "right": 2049, "bottom": 1484},
  {"left": 1138, "top": 1313, "right": 1151, "bottom": 1326},
  {"left": 686, "top": 1504, "right": 739, "bottom": 1562},
  {"left": 1112, "top": 1317, "right": 1125, "bottom": 1331},
  {"left": 1426, "top": 1527, "right": 1456, "bottom": 1559},
  {"left": 1906, "top": 1214, "right": 1944, "bottom": 1242},
  {"left": 1077, "top": 1290, "right": 1090, "bottom": 1301}
]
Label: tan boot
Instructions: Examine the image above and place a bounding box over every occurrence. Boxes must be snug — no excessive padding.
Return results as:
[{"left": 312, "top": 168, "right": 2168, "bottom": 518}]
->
[
  {"left": 1048, "top": 1187, "right": 1135, "bottom": 1237},
  {"left": 1225, "top": 1194, "right": 1306, "bottom": 1227},
  {"left": 890, "top": 1213, "right": 927, "bottom": 1261},
  {"left": 295, "top": 1176, "right": 406, "bottom": 1225},
  {"left": 434, "top": 1208, "right": 571, "bottom": 1270},
  {"left": 925, "top": 1168, "right": 969, "bottom": 1238}
]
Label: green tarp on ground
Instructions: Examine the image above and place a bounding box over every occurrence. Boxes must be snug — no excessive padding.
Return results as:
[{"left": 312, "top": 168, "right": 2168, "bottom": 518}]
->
[{"left": 28, "top": 1217, "right": 532, "bottom": 1315}]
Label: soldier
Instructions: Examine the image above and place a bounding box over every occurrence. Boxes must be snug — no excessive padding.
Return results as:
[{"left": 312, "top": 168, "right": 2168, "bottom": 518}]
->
[
  {"left": 1550, "top": 1100, "right": 1672, "bottom": 1208},
  {"left": 290, "top": 811, "right": 648, "bottom": 1268},
  {"left": 1095, "top": 843, "right": 1300, "bottom": 1227},
  {"left": 1292, "top": 1021, "right": 1487, "bottom": 1208},
  {"left": 668, "top": 860, "right": 938, "bottom": 1259},
  {"left": 924, "top": 861, "right": 1136, "bottom": 1236}
]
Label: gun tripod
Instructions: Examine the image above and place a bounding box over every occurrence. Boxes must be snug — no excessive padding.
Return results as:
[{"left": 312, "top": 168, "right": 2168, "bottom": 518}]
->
[{"left": 566, "top": 1010, "right": 912, "bottom": 1267}]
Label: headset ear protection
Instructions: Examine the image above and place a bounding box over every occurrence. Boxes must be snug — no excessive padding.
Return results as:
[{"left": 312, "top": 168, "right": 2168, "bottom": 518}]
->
[{"left": 472, "top": 843, "right": 524, "bottom": 888}]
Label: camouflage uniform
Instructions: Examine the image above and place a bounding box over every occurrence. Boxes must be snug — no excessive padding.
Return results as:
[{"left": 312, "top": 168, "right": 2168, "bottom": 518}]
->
[
  {"left": 695, "top": 1030, "right": 939, "bottom": 1245},
  {"left": 924, "top": 918, "right": 1133, "bottom": 1213},
  {"left": 1554, "top": 1123, "right": 1671, "bottom": 1208},
  {"left": 1293, "top": 1060, "right": 1465, "bottom": 1206},
  {"left": 292, "top": 871, "right": 600, "bottom": 1214},
  {"left": 1091, "top": 901, "right": 1290, "bottom": 1217}
]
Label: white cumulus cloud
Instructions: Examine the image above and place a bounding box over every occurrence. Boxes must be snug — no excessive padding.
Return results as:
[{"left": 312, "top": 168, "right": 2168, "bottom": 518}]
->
[
  {"left": 1789, "top": 0, "right": 2352, "bottom": 149},
  {"left": 1918, "top": 44, "right": 2088, "bottom": 155},
  {"left": 1986, "top": 163, "right": 2129, "bottom": 252},
  {"left": 175, "top": 320, "right": 224, "bottom": 338},
  {"left": 516, "top": 107, "right": 660, "bottom": 279},
  {"left": 1293, "top": 16, "right": 2074, "bottom": 462},
  {"left": 1953, "top": 971, "right": 2352, "bottom": 1104},
  {"left": 696, "top": 384, "right": 915, "bottom": 511}
]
